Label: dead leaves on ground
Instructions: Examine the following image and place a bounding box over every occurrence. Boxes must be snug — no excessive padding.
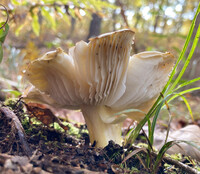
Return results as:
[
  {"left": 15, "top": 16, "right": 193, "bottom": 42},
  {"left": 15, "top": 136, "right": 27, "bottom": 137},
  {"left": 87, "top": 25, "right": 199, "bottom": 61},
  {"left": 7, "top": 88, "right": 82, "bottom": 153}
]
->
[{"left": 23, "top": 102, "right": 69, "bottom": 131}]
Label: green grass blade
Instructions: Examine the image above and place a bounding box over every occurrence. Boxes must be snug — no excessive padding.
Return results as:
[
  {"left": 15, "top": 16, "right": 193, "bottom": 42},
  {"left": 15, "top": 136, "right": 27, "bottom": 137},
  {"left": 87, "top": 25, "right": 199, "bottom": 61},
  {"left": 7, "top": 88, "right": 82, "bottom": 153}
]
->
[
  {"left": 168, "top": 87, "right": 200, "bottom": 103},
  {"left": 164, "top": 105, "right": 172, "bottom": 145},
  {"left": 168, "top": 6, "right": 200, "bottom": 93},
  {"left": 149, "top": 100, "right": 165, "bottom": 145},
  {"left": 126, "top": 92, "right": 173, "bottom": 145},
  {"left": 149, "top": 93, "right": 173, "bottom": 145},
  {"left": 179, "top": 95, "right": 194, "bottom": 121},
  {"left": 147, "top": 118, "right": 151, "bottom": 146},
  {"left": 126, "top": 95, "right": 167, "bottom": 145},
  {"left": 153, "top": 141, "right": 175, "bottom": 171},
  {"left": 173, "top": 77, "right": 200, "bottom": 92},
  {"left": 113, "top": 108, "right": 146, "bottom": 116},
  {"left": 162, "top": 4, "right": 200, "bottom": 94},
  {"left": 126, "top": 112, "right": 153, "bottom": 145}
]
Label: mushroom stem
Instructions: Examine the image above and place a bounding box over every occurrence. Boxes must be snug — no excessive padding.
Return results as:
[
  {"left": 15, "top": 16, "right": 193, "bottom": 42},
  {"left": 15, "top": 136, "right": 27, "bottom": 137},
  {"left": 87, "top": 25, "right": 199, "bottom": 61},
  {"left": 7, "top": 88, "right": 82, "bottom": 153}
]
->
[{"left": 81, "top": 106, "right": 122, "bottom": 147}]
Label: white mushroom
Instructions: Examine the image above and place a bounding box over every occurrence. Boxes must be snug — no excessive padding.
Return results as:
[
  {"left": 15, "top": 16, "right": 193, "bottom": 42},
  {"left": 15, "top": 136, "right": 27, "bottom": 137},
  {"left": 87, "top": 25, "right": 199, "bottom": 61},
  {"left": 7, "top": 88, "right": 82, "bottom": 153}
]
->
[{"left": 23, "top": 29, "right": 175, "bottom": 147}]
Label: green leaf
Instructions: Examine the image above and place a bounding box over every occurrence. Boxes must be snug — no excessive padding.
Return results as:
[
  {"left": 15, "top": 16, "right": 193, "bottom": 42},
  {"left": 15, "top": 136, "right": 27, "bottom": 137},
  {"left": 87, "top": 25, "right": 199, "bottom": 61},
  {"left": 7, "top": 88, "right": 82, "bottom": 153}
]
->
[
  {"left": 31, "top": 14, "right": 40, "bottom": 36},
  {"left": 0, "top": 43, "right": 3, "bottom": 63},
  {"left": 11, "top": 0, "right": 27, "bottom": 5},
  {"left": 11, "top": 0, "right": 20, "bottom": 5},
  {"left": 42, "top": 0, "right": 56, "bottom": 3},
  {"left": 1, "top": 89, "right": 22, "bottom": 97},
  {"left": 0, "top": 23, "right": 9, "bottom": 43},
  {"left": 0, "top": 23, "right": 9, "bottom": 63},
  {"left": 41, "top": 7, "right": 56, "bottom": 31}
]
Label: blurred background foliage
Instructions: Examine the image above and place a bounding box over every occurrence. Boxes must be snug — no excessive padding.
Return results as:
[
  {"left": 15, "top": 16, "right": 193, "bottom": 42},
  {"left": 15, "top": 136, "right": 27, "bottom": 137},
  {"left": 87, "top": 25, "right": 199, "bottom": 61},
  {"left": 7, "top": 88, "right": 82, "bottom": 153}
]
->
[{"left": 0, "top": 0, "right": 199, "bottom": 83}]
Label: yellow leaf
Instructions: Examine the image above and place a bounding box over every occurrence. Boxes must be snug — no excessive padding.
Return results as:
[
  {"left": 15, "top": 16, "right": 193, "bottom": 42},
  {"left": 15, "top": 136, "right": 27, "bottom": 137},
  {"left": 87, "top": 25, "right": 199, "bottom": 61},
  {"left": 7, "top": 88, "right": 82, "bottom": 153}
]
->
[{"left": 31, "top": 13, "right": 40, "bottom": 36}]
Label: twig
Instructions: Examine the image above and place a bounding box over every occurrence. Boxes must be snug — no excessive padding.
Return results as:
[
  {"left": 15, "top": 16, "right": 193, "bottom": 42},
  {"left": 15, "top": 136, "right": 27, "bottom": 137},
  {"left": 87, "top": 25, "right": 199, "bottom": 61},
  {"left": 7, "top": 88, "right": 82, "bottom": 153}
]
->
[
  {"left": 0, "top": 107, "right": 32, "bottom": 157},
  {"left": 116, "top": 0, "right": 129, "bottom": 28},
  {"left": 161, "top": 155, "right": 200, "bottom": 174}
]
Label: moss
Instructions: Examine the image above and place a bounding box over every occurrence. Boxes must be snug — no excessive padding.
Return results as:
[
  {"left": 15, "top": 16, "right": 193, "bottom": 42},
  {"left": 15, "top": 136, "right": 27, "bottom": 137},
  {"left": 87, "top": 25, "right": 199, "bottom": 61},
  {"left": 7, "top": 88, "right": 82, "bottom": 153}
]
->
[
  {"left": 53, "top": 121, "right": 88, "bottom": 138},
  {"left": 130, "top": 167, "right": 139, "bottom": 173},
  {"left": 196, "top": 166, "right": 200, "bottom": 171},
  {"left": 4, "top": 98, "right": 20, "bottom": 109},
  {"left": 168, "top": 153, "right": 183, "bottom": 161}
]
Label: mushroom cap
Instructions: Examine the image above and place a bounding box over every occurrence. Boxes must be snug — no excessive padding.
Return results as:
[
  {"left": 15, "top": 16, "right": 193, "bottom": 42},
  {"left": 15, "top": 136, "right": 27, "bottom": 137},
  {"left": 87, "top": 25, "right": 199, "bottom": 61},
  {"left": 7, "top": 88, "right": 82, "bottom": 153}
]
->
[
  {"left": 24, "top": 29, "right": 135, "bottom": 108},
  {"left": 23, "top": 29, "right": 175, "bottom": 122},
  {"left": 109, "top": 51, "right": 175, "bottom": 121}
]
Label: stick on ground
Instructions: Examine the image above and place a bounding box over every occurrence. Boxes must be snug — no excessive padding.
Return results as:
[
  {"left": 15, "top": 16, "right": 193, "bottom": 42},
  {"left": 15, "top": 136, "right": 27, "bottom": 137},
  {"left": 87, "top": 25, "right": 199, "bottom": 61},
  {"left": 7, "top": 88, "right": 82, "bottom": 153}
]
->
[{"left": 0, "top": 107, "right": 32, "bottom": 156}]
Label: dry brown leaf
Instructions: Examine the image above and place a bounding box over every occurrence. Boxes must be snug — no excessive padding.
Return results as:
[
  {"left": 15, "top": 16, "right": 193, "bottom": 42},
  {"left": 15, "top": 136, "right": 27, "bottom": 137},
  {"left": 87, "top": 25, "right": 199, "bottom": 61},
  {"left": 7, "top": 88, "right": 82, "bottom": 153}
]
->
[{"left": 25, "top": 103, "right": 69, "bottom": 130}]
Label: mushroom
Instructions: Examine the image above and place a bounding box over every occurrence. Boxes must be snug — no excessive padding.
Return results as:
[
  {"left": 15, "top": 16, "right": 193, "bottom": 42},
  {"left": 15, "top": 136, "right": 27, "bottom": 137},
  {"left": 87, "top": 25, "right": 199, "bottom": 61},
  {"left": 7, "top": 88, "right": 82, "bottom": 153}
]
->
[{"left": 23, "top": 29, "right": 175, "bottom": 147}]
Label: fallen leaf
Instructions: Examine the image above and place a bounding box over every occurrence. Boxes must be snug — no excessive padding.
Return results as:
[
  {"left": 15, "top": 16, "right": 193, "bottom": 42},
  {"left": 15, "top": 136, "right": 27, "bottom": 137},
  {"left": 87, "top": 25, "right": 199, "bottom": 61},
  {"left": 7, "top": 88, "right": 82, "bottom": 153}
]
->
[{"left": 25, "top": 103, "right": 69, "bottom": 130}]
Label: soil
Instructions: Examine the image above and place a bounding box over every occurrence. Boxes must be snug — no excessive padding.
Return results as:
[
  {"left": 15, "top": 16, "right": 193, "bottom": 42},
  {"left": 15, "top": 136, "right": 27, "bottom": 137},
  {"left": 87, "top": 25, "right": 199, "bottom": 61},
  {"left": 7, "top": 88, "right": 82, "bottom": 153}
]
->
[{"left": 0, "top": 99, "right": 199, "bottom": 174}]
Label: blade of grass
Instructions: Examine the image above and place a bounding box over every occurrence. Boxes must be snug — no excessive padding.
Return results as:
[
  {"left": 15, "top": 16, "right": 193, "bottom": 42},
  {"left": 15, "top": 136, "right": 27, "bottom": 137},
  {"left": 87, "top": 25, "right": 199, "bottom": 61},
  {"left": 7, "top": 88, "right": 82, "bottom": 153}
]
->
[
  {"left": 173, "top": 77, "right": 200, "bottom": 92},
  {"left": 164, "top": 101, "right": 172, "bottom": 145},
  {"left": 153, "top": 141, "right": 176, "bottom": 172},
  {"left": 149, "top": 100, "right": 164, "bottom": 145},
  {"left": 179, "top": 95, "right": 194, "bottom": 121},
  {"left": 168, "top": 7, "right": 200, "bottom": 93},
  {"left": 162, "top": 4, "right": 200, "bottom": 95},
  {"left": 149, "top": 93, "right": 173, "bottom": 145},
  {"left": 141, "top": 128, "right": 153, "bottom": 169},
  {"left": 147, "top": 118, "right": 151, "bottom": 146},
  {"left": 147, "top": 118, "right": 152, "bottom": 168},
  {"left": 126, "top": 94, "right": 166, "bottom": 145},
  {"left": 168, "top": 87, "right": 200, "bottom": 103},
  {"left": 113, "top": 108, "right": 146, "bottom": 116},
  {"left": 125, "top": 92, "right": 165, "bottom": 145}
]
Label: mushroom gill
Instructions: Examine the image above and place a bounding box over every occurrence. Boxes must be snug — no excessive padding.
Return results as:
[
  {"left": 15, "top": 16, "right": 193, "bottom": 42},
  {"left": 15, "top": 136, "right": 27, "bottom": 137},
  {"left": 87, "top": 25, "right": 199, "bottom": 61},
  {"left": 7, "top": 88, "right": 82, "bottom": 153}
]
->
[{"left": 23, "top": 29, "right": 175, "bottom": 147}]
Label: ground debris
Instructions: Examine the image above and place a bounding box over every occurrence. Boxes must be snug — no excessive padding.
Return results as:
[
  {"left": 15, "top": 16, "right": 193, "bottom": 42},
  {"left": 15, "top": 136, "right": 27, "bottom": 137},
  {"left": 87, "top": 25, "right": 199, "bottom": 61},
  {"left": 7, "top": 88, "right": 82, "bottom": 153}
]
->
[
  {"left": 0, "top": 106, "right": 32, "bottom": 156},
  {"left": 1, "top": 101, "right": 200, "bottom": 173}
]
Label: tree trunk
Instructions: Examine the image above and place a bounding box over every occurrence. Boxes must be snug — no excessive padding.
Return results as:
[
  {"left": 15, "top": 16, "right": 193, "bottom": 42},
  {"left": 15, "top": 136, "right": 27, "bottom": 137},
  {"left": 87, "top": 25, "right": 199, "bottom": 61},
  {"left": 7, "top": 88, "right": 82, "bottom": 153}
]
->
[
  {"left": 67, "top": 17, "right": 76, "bottom": 39},
  {"left": 161, "top": 17, "right": 168, "bottom": 33},
  {"left": 112, "top": 0, "right": 118, "bottom": 31},
  {"left": 161, "top": 0, "right": 169, "bottom": 33},
  {"left": 65, "top": 5, "right": 76, "bottom": 39},
  {"left": 112, "top": 10, "right": 117, "bottom": 31},
  {"left": 134, "top": 7, "right": 142, "bottom": 28},
  {"left": 153, "top": 0, "right": 165, "bottom": 33},
  {"left": 86, "top": 13, "right": 102, "bottom": 41},
  {"left": 175, "top": 1, "right": 187, "bottom": 33}
]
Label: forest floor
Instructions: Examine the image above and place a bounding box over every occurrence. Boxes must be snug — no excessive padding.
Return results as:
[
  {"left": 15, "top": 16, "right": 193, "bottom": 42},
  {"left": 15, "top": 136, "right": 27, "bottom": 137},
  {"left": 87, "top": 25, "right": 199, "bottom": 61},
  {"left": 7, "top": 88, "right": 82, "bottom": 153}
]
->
[{"left": 0, "top": 95, "right": 200, "bottom": 174}]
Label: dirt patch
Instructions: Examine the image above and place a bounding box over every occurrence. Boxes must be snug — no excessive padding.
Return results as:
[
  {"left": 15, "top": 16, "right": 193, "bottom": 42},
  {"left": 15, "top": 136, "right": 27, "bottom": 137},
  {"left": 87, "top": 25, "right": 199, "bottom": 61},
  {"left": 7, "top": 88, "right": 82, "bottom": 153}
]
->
[{"left": 0, "top": 101, "right": 199, "bottom": 174}]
